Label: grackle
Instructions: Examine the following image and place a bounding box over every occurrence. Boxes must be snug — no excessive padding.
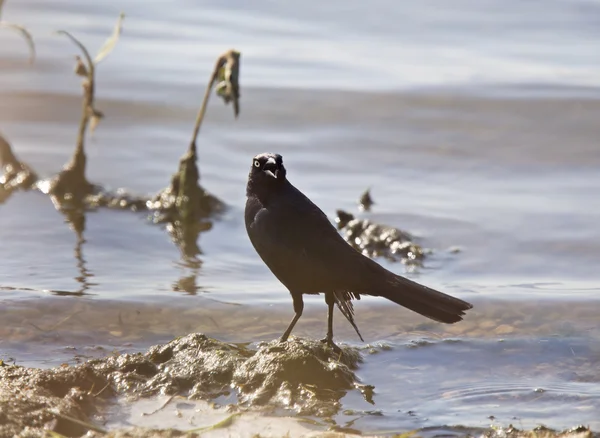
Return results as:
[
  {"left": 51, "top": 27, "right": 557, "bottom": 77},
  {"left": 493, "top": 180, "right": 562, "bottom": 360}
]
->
[{"left": 245, "top": 152, "right": 472, "bottom": 351}]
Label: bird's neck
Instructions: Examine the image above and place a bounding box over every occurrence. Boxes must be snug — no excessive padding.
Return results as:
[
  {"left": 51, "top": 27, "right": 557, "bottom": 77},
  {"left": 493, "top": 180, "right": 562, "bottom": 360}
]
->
[{"left": 246, "top": 177, "right": 287, "bottom": 206}]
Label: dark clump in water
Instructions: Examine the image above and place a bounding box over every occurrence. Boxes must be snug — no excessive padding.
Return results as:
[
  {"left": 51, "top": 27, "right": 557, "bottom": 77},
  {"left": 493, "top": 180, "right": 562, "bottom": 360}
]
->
[
  {"left": 484, "top": 424, "right": 596, "bottom": 438},
  {"left": 357, "top": 187, "right": 374, "bottom": 211},
  {"left": 335, "top": 209, "right": 427, "bottom": 263},
  {"left": 0, "top": 133, "right": 38, "bottom": 203},
  {"left": 148, "top": 165, "right": 225, "bottom": 223},
  {"left": 146, "top": 151, "right": 225, "bottom": 256}
]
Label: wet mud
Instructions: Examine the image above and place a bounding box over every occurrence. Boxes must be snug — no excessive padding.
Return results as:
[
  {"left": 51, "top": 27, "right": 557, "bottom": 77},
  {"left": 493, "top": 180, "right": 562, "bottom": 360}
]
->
[
  {"left": 1, "top": 331, "right": 597, "bottom": 437},
  {"left": 0, "top": 334, "right": 370, "bottom": 437},
  {"left": 98, "top": 332, "right": 364, "bottom": 416},
  {"left": 0, "top": 359, "right": 109, "bottom": 437}
]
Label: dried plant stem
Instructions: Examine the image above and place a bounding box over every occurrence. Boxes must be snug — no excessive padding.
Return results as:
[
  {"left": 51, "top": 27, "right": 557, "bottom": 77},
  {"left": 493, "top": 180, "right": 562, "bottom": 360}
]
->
[
  {"left": 189, "top": 49, "right": 240, "bottom": 153},
  {"left": 56, "top": 30, "right": 95, "bottom": 166},
  {"left": 1, "top": 0, "right": 36, "bottom": 64},
  {"left": 46, "top": 30, "right": 103, "bottom": 201},
  {"left": 169, "top": 50, "right": 240, "bottom": 229},
  {"left": 0, "top": 21, "right": 36, "bottom": 63},
  {"left": 189, "top": 78, "right": 213, "bottom": 155},
  {"left": 189, "top": 58, "right": 220, "bottom": 152}
]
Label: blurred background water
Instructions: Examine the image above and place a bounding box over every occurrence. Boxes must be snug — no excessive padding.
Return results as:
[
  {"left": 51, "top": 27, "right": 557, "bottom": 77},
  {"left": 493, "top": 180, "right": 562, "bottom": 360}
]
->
[{"left": 1, "top": 0, "right": 600, "bottom": 433}]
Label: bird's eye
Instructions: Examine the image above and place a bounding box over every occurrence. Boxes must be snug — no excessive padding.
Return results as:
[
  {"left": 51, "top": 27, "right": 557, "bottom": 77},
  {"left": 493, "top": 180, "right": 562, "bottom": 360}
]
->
[{"left": 254, "top": 160, "right": 260, "bottom": 168}]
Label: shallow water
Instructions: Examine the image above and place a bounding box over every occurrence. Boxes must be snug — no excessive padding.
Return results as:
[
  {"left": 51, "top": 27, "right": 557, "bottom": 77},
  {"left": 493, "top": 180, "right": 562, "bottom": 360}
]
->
[{"left": 1, "top": 0, "right": 600, "bottom": 433}]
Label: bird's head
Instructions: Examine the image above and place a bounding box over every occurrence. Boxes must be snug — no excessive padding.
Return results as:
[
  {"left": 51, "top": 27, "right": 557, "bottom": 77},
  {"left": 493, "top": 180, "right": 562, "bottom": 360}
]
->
[
  {"left": 246, "top": 153, "right": 287, "bottom": 200},
  {"left": 249, "top": 152, "right": 286, "bottom": 182}
]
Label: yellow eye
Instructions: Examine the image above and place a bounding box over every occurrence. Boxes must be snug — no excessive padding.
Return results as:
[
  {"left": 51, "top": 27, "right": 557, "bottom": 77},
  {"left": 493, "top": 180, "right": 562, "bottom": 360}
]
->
[{"left": 254, "top": 160, "right": 260, "bottom": 168}]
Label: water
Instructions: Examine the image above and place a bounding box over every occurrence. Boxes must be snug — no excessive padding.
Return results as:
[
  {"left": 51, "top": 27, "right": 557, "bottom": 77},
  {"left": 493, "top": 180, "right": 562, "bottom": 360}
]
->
[{"left": 1, "top": 0, "right": 600, "bottom": 433}]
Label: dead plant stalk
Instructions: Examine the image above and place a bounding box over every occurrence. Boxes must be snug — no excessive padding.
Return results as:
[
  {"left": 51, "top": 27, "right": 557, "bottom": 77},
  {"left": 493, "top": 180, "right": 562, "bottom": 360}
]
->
[{"left": 189, "top": 49, "right": 240, "bottom": 155}]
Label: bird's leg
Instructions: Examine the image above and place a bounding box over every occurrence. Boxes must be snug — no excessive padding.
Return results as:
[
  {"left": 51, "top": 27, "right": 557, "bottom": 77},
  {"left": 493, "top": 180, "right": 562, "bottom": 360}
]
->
[
  {"left": 322, "top": 293, "right": 335, "bottom": 343},
  {"left": 280, "top": 293, "right": 304, "bottom": 342},
  {"left": 320, "top": 291, "right": 342, "bottom": 353}
]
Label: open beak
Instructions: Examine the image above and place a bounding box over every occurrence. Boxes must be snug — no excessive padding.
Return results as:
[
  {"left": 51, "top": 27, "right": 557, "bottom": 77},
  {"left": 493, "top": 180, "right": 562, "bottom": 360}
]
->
[{"left": 263, "top": 157, "right": 278, "bottom": 178}]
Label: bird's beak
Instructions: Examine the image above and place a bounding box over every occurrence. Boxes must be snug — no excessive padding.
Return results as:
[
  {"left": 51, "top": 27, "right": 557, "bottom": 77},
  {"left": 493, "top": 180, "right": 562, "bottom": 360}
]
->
[{"left": 264, "top": 157, "right": 278, "bottom": 178}]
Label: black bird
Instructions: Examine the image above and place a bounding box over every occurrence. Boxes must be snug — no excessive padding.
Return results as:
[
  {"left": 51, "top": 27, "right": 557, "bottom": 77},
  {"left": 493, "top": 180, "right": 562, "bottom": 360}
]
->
[{"left": 245, "top": 152, "right": 473, "bottom": 350}]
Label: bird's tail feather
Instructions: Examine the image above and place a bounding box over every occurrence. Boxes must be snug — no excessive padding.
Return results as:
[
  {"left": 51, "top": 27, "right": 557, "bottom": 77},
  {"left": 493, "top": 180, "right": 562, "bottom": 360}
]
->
[
  {"left": 377, "top": 275, "right": 472, "bottom": 324},
  {"left": 333, "top": 290, "right": 365, "bottom": 342}
]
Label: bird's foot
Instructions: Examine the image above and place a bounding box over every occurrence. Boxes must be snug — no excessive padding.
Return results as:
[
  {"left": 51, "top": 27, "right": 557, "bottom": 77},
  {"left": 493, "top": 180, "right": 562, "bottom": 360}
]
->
[{"left": 320, "top": 336, "right": 342, "bottom": 354}]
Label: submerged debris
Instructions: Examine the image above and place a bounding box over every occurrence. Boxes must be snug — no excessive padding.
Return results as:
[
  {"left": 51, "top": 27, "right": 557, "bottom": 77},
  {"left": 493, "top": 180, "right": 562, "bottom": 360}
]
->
[
  {"left": 148, "top": 163, "right": 224, "bottom": 261},
  {"left": 0, "top": 133, "right": 37, "bottom": 203},
  {"left": 358, "top": 187, "right": 375, "bottom": 211},
  {"left": 335, "top": 209, "right": 427, "bottom": 263},
  {"left": 148, "top": 163, "right": 226, "bottom": 224},
  {"left": 85, "top": 188, "right": 149, "bottom": 211},
  {"left": 485, "top": 424, "right": 595, "bottom": 438}
]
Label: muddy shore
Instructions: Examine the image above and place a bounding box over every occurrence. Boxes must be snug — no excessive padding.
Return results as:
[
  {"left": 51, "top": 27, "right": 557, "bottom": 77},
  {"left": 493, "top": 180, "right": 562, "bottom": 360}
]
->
[{"left": 1, "top": 332, "right": 597, "bottom": 437}]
